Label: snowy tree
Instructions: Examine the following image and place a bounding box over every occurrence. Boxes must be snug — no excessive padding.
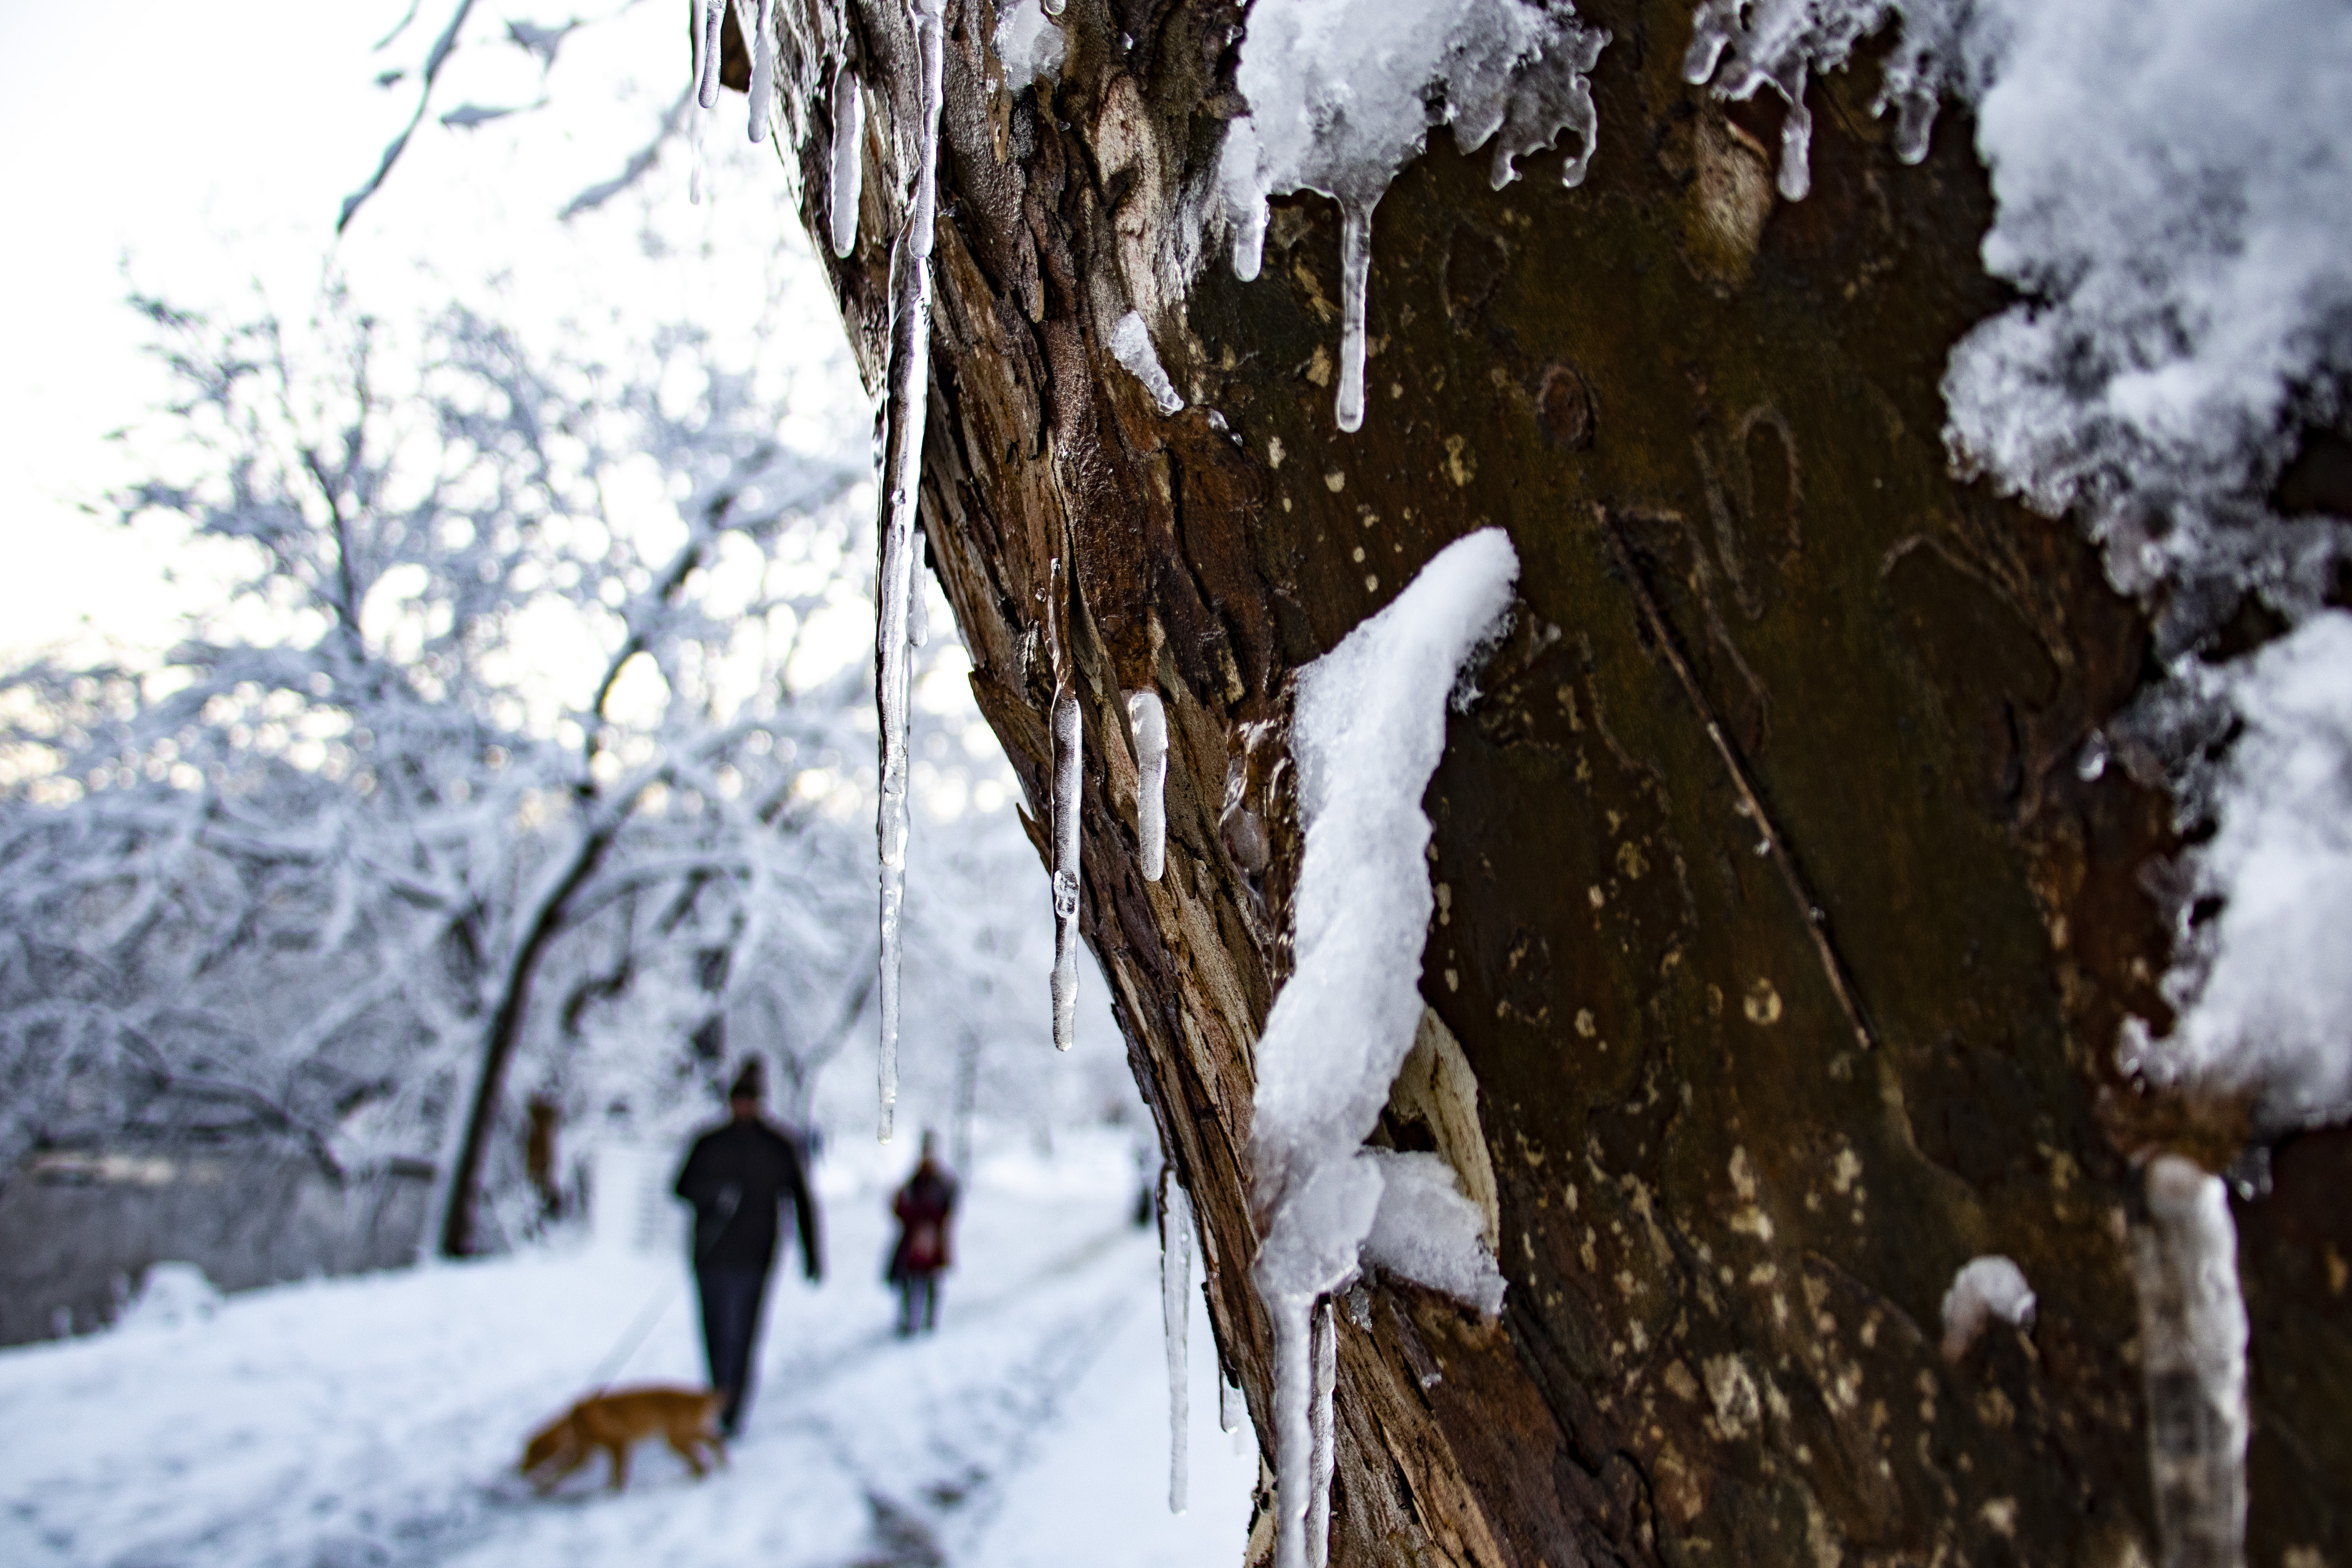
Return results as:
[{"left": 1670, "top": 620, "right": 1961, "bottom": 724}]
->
[
  {"left": 711, "top": 0, "right": 2352, "bottom": 1564},
  {"left": 0, "top": 285, "right": 883, "bottom": 1257}
]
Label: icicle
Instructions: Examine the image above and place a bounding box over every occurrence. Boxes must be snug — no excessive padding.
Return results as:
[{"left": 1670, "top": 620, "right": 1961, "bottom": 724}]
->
[
  {"left": 1680, "top": 0, "right": 1735, "bottom": 86},
  {"left": 1219, "top": 1364, "right": 1243, "bottom": 1435},
  {"left": 1160, "top": 1166, "right": 1194, "bottom": 1515},
  {"left": 1049, "top": 682, "right": 1082, "bottom": 1051},
  {"left": 1772, "top": 64, "right": 1813, "bottom": 202},
  {"left": 830, "top": 61, "right": 864, "bottom": 258},
  {"left": 1109, "top": 312, "right": 1186, "bottom": 415},
  {"left": 2132, "top": 1154, "right": 2249, "bottom": 1568},
  {"left": 745, "top": 0, "right": 775, "bottom": 142},
  {"left": 875, "top": 0, "right": 950, "bottom": 1141},
  {"left": 909, "top": 548, "right": 930, "bottom": 648},
  {"left": 1269, "top": 1299, "right": 1315, "bottom": 1568},
  {"left": 697, "top": 0, "right": 723, "bottom": 108},
  {"left": 1307, "top": 1297, "right": 1338, "bottom": 1568},
  {"left": 1335, "top": 201, "right": 1372, "bottom": 434},
  {"left": 1126, "top": 689, "right": 1167, "bottom": 882},
  {"left": 690, "top": 87, "right": 708, "bottom": 205},
  {"left": 1041, "top": 0, "right": 1065, "bottom": 16}
]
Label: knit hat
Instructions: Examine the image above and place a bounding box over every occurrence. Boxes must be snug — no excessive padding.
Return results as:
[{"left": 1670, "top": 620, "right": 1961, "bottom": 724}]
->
[{"left": 727, "top": 1058, "right": 765, "bottom": 1102}]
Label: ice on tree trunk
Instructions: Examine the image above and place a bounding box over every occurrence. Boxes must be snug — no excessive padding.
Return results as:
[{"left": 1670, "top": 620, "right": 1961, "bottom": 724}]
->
[
  {"left": 1248, "top": 530, "right": 1518, "bottom": 1568},
  {"left": 1126, "top": 689, "right": 1168, "bottom": 882},
  {"left": 2131, "top": 1156, "right": 2248, "bottom": 1568},
  {"left": 873, "top": 0, "right": 947, "bottom": 1141},
  {"left": 1159, "top": 1166, "right": 1193, "bottom": 1515},
  {"left": 908, "top": 535, "right": 929, "bottom": 649},
  {"left": 1049, "top": 682, "right": 1081, "bottom": 1052},
  {"left": 1359, "top": 1148, "right": 1506, "bottom": 1315},
  {"left": 1108, "top": 312, "right": 1185, "bottom": 416},
  {"left": 1219, "top": 1363, "right": 1243, "bottom": 1434},
  {"left": 829, "top": 62, "right": 863, "bottom": 258},
  {"left": 1938, "top": 1254, "right": 2035, "bottom": 1362},
  {"left": 1219, "top": 0, "right": 1606, "bottom": 432},
  {"left": 992, "top": 0, "right": 1067, "bottom": 88}
]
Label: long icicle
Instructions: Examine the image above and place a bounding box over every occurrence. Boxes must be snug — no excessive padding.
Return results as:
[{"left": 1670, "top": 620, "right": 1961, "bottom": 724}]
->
[
  {"left": 1160, "top": 1165, "right": 1194, "bottom": 1514},
  {"left": 1049, "top": 678, "right": 1082, "bottom": 1050},
  {"left": 1127, "top": 689, "right": 1168, "bottom": 881},
  {"left": 875, "top": 0, "right": 948, "bottom": 1143},
  {"left": 745, "top": 0, "right": 775, "bottom": 141},
  {"left": 1308, "top": 1297, "right": 1337, "bottom": 1568},
  {"left": 830, "top": 60, "right": 864, "bottom": 258}
]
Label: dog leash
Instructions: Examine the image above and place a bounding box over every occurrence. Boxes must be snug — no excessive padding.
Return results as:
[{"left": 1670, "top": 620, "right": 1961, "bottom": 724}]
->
[{"left": 578, "top": 1185, "right": 740, "bottom": 1395}]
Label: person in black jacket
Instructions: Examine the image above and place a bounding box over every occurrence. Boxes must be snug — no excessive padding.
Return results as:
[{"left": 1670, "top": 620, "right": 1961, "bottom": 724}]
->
[{"left": 672, "top": 1058, "right": 824, "bottom": 1436}]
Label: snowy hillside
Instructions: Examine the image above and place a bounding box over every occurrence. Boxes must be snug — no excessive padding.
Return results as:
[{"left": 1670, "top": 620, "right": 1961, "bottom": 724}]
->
[{"left": 0, "top": 1131, "right": 1256, "bottom": 1568}]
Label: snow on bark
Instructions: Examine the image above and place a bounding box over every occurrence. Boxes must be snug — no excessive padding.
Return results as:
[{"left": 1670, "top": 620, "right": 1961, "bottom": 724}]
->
[
  {"left": 1049, "top": 682, "right": 1082, "bottom": 1052},
  {"left": 1218, "top": 0, "right": 1607, "bottom": 432},
  {"left": 1682, "top": 0, "right": 2352, "bottom": 1145},
  {"left": 829, "top": 62, "right": 863, "bottom": 258},
  {"left": 1938, "top": 1255, "right": 2036, "bottom": 1362},
  {"left": 875, "top": 0, "right": 949, "bottom": 1141},
  {"left": 1159, "top": 1165, "right": 1194, "bottom": 1514},
  {"left": 992, "top": 0, "right": 1067, "bottom": 87},
  {"left": 2132, "top": 1156, "right": 2249, "bottom": 1568},
  {"left": 1126, "top": 690, "right": 1169, "bottom": 883},
  {"left": 1109, "top": 312, "right": 1185, "bottom": 416},
  {"left": 1358, "top": 1148, "right": 1506, "bottom": 1317},
  {"left": 1248, "top": 529, "right": 1518, "bottom": 1568}
]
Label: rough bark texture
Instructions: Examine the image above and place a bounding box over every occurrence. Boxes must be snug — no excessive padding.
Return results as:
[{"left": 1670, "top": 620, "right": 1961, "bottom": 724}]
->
[{"left": 774, "top": 1, "right": 2351, "bottom": 1562}]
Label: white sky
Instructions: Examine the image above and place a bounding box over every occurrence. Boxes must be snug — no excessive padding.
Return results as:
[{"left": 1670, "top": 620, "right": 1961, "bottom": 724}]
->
[{"left": 0, "top": 0, "right": 863, "bottom": 667}]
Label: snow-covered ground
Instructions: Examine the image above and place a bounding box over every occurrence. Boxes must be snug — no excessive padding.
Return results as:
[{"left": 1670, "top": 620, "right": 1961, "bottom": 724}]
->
[{"left": 0, "top": 1129, "right": 1257, "bottom": 1568}]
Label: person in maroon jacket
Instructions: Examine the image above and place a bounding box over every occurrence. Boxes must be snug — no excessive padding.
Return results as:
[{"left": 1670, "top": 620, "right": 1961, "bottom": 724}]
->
[
  {"left": 672, "top": 1059, "right": 823, "bottom": 1436},
  {"left": 887, "top": 1132, "right": 958, "bottom": 1337}
]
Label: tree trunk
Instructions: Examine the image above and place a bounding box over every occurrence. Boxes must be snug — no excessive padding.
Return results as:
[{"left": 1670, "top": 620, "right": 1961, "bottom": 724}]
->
[{"left": 780, "top": 1, "right": 2351, "bottom": 1562}]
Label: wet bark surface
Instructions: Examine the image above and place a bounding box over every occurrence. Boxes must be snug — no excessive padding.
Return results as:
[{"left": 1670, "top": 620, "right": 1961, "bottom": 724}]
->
[{"left": 772, "top": 0, "right": 2352, "bottom": 1561}]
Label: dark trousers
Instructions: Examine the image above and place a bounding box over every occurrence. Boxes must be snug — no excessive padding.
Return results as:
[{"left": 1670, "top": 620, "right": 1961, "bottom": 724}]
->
[
  {"left": 697, "top": 1264, "right": 771, "bottom": 1432},
  {"left": 896, "top": 1270, "right": 940, "bottom": 1335}
]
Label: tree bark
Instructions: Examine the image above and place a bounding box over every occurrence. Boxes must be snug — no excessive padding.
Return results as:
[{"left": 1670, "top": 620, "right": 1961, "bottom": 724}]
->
[{"left": 780, "top": 1, "right": 2352, "bottom": 1562}]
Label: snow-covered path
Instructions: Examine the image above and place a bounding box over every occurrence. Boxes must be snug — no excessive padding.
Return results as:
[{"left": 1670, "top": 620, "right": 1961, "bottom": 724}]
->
[{"left": 0, "top": 1134, "right": 1256, "bottom": 1568}]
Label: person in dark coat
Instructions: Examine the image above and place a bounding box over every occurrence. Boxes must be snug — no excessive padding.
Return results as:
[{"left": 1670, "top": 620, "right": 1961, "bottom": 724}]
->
[
  {"left": 888, "top": 1132, "right": 958, "bottom": 1337},
  {"left": 672, "top": 1059, "right": 823, "bottom": 1436}
]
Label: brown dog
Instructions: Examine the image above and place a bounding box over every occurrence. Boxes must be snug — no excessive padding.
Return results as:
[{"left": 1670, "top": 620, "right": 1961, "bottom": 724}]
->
[{"left": 519, "top": 1385, "right": 728, "bottom": 1494}]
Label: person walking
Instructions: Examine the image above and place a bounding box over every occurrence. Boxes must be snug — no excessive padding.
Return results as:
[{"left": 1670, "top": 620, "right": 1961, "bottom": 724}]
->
[
  {"left": 672, "top": 1059, "right": 823, "bottom": 1436},
  {"left": 888, "top": 1132, "right": 958, "bottom": 1337}
]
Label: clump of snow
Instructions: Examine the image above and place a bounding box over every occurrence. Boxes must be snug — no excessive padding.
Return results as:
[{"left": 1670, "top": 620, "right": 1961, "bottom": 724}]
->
[
  {"left": 1249, "top": 529, "right": 1517, "bottom": 1568},
  {"left": 116, "top": 1262, "right": 223, "bottom": 1332},
  {"left": 1937, "top": 1254, "right": 2035, "bottom": 1361},
  {"left": 2125, "top": 615, "right": 2352, "bottom": 1130},
  {"left": 2132, "top": 1155, "right": 2249, "bottom": 1566},
  {"left": 1109, "top": 313, "right": 1186, "bottom": 416},
  {"left": 1219, "top": 1, "right": 1608, "bottom": 431},
  {"left": 994, "top": 0, "right": 1067, "bottom": 87},
  {"left": 1359, "top": 1149, "right": 1506, "bottom": 1317}
]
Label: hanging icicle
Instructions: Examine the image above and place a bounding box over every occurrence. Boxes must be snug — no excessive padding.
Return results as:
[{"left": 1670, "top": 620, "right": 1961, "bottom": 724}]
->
[
  {"left": 1219, "top": 1364, "right": 1243, "bottom": 1436},
  {"left": 830, "top": 60, "right": 864, "bottom": 258},
  {"left": 1307, "top": 1296, "right": 1338, "bottom": 1568},
  {"left": 1126, "top": 689, "right": 1167, "bottom": 882},
  {"left": 744, "top": 0, "right": 776, "bottom": 141},
  {"left": 874, "top": 0, "right": 949, "bottom": 1142},
  {"left": 1160, "top": 1166, "right": 1194, "bottom": 1515},
  {"left": 1049, "top": 679, "right": 1082, "bottom": 1051},
  {"left": 695, "top": 0, "right": 723, "bottom": 107}
]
